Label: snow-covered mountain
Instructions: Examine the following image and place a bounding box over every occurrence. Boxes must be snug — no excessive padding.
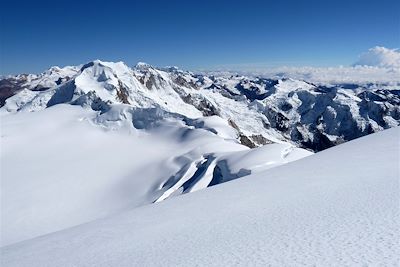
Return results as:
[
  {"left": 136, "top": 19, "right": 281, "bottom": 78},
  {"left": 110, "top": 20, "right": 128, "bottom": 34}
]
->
[
  {"left": 1, "top": 60, "right": 399, "bottom": 252},
  {"left": 1, "top": 61, "right": 314, "bottom": 246},
  {"left": 2, "top": 60, "right": 399, "bottom": 151},
  {"left": 2, "top": 126, "right": 399, "bottom": 266}
]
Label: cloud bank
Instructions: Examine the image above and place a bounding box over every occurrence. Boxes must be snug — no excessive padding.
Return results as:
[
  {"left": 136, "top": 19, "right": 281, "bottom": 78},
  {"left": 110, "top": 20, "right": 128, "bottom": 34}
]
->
[
  {"left": 207, "top": 66, "right": 400, "bottom": 86},
  {"left": 205, "top": 47, "right": 400, "bottom": 85},
  {"left": 353, "top": 46, "right": 400, "bottom": 68}
]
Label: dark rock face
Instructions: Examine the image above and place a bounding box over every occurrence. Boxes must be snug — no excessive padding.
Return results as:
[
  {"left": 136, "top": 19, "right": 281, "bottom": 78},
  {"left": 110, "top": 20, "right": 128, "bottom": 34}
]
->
[
  {"left": 264, "top": 107, "right": 290, "bottom": 132},
  {"left": 116, "top": 80, "right": 130, "bottom": 104},
  {"left": 235, "top": 78, "right": 278, "bottom": 100},
  {"left": 173, "top": 75, "right": 197, "bottom": 89},
  {"left": 0, "top": 78, "right": 25, "bottom": 106},
  {"left": 250, "top": 134, "right": 272, "bottom": 146},
  {"left": 80, "top": 62, "right": 95, "bottom": 71},
  {"left": 181, "top": 94, "right": 220, "bottom": 117},
  {"left": 239, "top": 134, "right": 256, "bottom": 149}
]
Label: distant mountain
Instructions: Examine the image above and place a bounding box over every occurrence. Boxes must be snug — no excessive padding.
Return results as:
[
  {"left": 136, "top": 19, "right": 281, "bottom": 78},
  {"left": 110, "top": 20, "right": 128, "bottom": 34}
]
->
[{"left": 2, "top": 60, "right": 399, "bottom": 151}]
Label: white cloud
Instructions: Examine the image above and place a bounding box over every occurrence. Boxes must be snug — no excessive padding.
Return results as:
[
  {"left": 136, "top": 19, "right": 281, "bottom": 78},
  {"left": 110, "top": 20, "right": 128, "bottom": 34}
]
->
[
  {"left": 353, "top": 46, "right": 400, "bottom": 68},
  {"left": 202, "top": 46, "right": 400, "bottom": 85},
  {"left": 230, "top": 66, "right": 399, "bottom": 85},
  {"left": 203, "top": 46, "right": 400, "bottom": 85},
  {"left": 204, "top": 65, "right": 400, "bottom": 86}
]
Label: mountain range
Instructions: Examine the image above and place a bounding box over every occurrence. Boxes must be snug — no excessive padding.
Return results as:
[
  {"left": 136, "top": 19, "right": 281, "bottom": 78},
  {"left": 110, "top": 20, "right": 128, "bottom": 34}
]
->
[
  {"left": 2, "top": 60, "right": 399, "bottom": 151},
  {"left": 1, "top": 60, "right": 399, "bottom": 265}
]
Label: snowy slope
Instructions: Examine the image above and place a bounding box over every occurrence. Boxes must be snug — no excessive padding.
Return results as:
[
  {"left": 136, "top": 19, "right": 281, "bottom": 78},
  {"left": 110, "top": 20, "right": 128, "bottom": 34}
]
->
[
  {"left": 0, "top": 104, "right": 310, "bottom": 246},
  {"left": 1, "top": 127, "right": 398, "bottom": 266}
]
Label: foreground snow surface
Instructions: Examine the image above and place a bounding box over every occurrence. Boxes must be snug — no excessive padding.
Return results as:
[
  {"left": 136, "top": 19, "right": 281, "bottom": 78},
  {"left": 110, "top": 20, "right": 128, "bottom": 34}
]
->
[
  {"left": 0, "top": 105, "right": 310, "bottom": 246},
  {"left": 1, "top": 127, "right": 399, "bottom": 266}
]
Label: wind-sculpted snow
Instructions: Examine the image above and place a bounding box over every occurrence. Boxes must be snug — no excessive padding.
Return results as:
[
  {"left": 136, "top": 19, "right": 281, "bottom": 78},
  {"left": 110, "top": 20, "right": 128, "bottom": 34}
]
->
[
  {"left": 2, "top": 59, "right": 399, "bottom": 151},
  {"left": 0, "top": 104, "right": 310, "bottom": 246},
  {"left": 1, "top": 127, "right": 398, "bottom": 266}
]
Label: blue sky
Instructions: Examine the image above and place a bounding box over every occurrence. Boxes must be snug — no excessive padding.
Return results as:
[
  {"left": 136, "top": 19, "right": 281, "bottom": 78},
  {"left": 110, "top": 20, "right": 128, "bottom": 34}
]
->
[{"left": 1, "top": 0, "right": 399, "bottom": 74}]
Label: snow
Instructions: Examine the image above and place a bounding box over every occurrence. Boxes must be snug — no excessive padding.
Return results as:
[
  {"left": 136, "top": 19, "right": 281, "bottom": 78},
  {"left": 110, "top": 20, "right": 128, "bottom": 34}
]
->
[
  {"left": 1, "top": 89, "right": 39, "bottom": 112},
  {"left": 1, "top": 56, "right": 399, "bottom": 265},
  {"left": 275, "top": 78, "right": 315, "bottom": 92},
  {"left": 21, "top": 65, "right": 80, "bottom": 90},
  {"left": 0, "top": 104, "right": 310, "bottom": 247},
  {"left": 0, "top": 105, "right": 176, "bottom": 246},
  {"left": 1, "top": 126, "right": 398, "bottom": 266},
  {"left": 221, "top": 143, "right": 312, "bottom": 175},
  {"left": 198, "top": 87, "right": 285, "bottom": 143}
]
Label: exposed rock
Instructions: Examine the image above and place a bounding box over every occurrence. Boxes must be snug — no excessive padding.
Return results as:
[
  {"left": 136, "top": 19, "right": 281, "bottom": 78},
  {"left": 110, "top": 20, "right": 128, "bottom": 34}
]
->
[
  {"left": 0, "top": 78, "right": 25, "bottom": 107},
  {"left": 250, "top": 134, "right": 272, "bottom": 146},
  {"left": 181, "top": 94, "right": 220, "bottom": 116},
  {"left": 116, "top": 80, "right": 130, "bottom": 104},
  {"left": 228, "top": 119, "right": 240, "bottom": 132},
  {"left": 239, "top": 134, "right": 256, "bottom": 148}
]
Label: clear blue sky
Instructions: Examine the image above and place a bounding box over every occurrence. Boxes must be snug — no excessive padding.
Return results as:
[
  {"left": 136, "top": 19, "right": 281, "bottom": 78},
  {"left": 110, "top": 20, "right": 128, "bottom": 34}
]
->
[{"left": 1, "top": 0, "right": 399, "bottom": 74}]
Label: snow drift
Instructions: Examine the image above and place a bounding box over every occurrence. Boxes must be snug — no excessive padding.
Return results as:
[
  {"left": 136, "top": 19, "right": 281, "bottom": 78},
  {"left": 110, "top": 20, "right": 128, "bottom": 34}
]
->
[
  {"left": 1, "top": 127, "right": 398, "bottom": 266},
  {"left": 0, "top": 104, "right": 310, "bottom": 246}
]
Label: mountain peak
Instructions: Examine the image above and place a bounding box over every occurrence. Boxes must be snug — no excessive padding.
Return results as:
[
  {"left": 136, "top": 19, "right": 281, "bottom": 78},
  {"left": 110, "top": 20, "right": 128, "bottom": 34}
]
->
[{"left": 134, "top": 62, "right": 154, "bottom": 70}]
